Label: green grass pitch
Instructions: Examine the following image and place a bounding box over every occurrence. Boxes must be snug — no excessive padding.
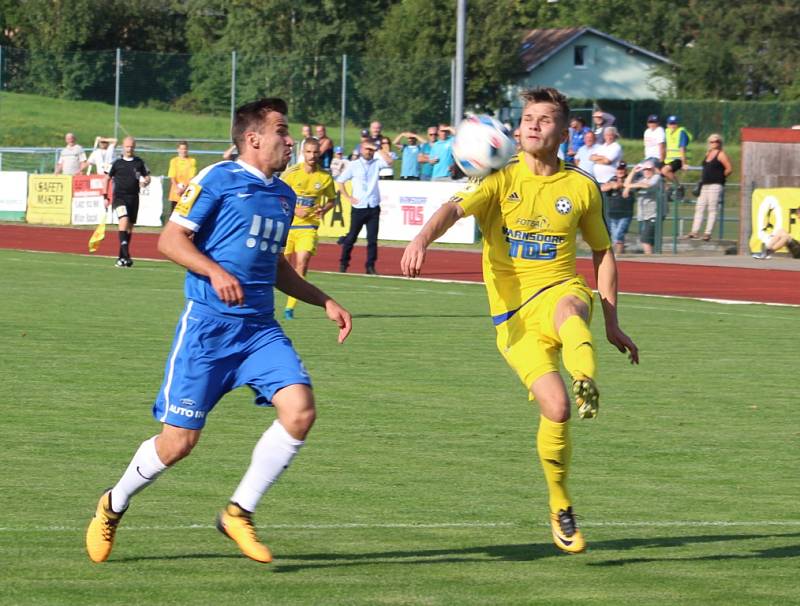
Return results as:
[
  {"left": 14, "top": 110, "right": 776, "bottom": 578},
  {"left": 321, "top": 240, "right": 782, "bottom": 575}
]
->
[{"left": 0, "top": 250, "right": 797, "bottom": 605}]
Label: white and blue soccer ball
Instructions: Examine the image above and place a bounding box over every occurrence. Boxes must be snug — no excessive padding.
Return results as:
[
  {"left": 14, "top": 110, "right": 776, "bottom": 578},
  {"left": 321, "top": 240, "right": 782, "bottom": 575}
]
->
[{"left": 452, "top": 115, "right": 516, "bottom": 178}]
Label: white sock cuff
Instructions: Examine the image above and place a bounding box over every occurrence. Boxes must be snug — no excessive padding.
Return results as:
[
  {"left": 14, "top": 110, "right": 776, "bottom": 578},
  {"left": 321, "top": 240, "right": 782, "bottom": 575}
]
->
[
  {"left": 268, "top": 420, "right": 305, "bottom": 450},
  {"left": 144, "top": 435, "right": 169, "bottom": 472}
]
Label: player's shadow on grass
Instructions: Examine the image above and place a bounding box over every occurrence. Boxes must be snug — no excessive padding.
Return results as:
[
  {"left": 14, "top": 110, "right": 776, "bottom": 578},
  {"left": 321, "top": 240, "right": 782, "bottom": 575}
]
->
[
  {"left": 587, "top": 531, "right": 800, "bottom": 567},
  {"left": 270, "top": 531, "right": 800, "bottom": 573},
  {"left": 108, "top": 532, "right": 800, "bottom": 569}
]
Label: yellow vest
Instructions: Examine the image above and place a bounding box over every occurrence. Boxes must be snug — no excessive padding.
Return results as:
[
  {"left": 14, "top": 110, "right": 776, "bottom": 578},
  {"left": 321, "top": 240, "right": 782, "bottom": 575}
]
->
[{"left": 665, "top": 127, "right": 692, "bottom": 163}]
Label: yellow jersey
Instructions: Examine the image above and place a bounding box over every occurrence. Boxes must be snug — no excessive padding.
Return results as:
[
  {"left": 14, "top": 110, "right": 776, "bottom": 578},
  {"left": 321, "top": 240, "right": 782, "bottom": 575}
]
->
[
  {"left": 167, "top": 156, "right": 197, "bottom": 202},
  {"left": 281, "top": 163, "right": 336, "bottom": 228},
  {"left": 455, "top": 154, "right": 610, "bottom": 322}
]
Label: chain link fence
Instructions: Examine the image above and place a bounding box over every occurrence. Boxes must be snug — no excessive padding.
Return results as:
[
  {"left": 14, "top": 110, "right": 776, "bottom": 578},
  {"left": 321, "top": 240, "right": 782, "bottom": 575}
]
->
[
  {"left": 0, "top": 46, "right": 454, "bottom": 144},
  {"left": 557, "top": 98, "right": 800, "bottom": 144}
]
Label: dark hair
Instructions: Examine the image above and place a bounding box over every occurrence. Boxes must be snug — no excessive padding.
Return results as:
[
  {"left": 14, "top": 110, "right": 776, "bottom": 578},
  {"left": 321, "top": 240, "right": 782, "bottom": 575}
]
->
[
  {"left": 571, "top": 116, "right": 585, "bottom": 126},
  {"left": 231, "top": 98, "right": 288, "bottom": 148},
  {"left": 178, "top": 140, "right": 188, "bottom": 147},
  {"left": 520, "top": 87, "right": 570, "bottom": 124}
]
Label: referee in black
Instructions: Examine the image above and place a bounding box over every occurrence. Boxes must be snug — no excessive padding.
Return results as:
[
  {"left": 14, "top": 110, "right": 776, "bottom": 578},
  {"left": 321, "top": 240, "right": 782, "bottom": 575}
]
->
[{"left": 106, "top": 136, "right": 150, "bottom": 267}]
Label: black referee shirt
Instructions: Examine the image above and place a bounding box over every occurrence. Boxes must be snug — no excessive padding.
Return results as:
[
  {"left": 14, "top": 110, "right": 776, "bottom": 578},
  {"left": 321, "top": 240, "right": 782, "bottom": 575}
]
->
[{"left": 108, "top": 157, "right": 149, "bottom": 196}]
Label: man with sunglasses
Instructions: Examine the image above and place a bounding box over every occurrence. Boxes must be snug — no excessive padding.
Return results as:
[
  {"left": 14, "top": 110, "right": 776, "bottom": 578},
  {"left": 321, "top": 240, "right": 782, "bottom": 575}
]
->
[
  {"left": 336, "top": 141, "right": 389, "bottom": 274},
  {"left": 418, "top": 127, "right": 438, "bottom": 181}
]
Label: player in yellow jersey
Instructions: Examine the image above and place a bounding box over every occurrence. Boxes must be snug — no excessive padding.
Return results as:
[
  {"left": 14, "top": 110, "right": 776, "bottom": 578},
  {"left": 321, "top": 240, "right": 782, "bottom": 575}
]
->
[
  {"left": 401, "top": 87, "right": 639, "bottom": 554},
  {"left": 281, "top": 138, "right": 336, "bottom": 319}
]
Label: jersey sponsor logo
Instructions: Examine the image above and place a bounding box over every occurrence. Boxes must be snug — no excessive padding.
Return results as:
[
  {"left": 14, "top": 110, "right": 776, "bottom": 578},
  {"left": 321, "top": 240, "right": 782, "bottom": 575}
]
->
[
  {"left": 180, "top": 398, "right": 196, "bottom": 407},
  {"left": 297, "top": 195, "right": 315, "bottom": 207},
  {"left": 502, "top": 226, "right": 564, "bottom": 261},
  {"left": 516, "top": 215, "right": 550, "bottom": 230},
  {"left": 555, "top": 197, "right": 573, "bottom": 215},
  {"left": 246, "top": 214, "right": 287, "bottom": 252},
  {"left": 176, "top": 183, "right": 202, "bottom": 215},
  {"left": 506, "top": 192, "right": 521, "bottom": 203},
  {"left": 167, "top": 403, "right": 205, "bottom": 419}
]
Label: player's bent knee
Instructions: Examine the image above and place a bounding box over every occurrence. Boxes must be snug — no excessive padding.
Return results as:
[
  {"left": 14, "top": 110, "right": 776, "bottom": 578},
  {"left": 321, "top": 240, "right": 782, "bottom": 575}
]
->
[
  {"left": 156, "top": 426, "right": 200, "bottom": 465},
  {"left": 273, "top": 384, "right": 316, "bottom": 440}
]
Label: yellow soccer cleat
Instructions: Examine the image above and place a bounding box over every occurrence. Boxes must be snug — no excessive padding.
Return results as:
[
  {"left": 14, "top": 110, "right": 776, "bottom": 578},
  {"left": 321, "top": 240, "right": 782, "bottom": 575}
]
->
[
  {"left": 550, "top": 506, "right": 586, "bottom": 554},
  {"left": 572, "top": 377, "right": 599, "bottom": 419},
  {"left": 86, "top": 490, "right": 125, "bottom": 563},
  {"left": 216, "top": 503, "right": 273, "bottom": 563}
]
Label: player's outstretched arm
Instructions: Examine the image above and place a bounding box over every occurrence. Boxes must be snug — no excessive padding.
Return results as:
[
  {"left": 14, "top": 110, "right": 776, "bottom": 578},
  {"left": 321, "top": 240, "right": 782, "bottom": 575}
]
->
[
  {"left": 592, "top": 247, "right": 639, "bottom": 364},
  {"left": 158, "top": 221, "right": 244, "bottom": 306},
  {"left": 401, "top": 202, "right": 463, "bottom": 278},
  {"left": 276, "top": 256, "right": 352, "bottom": 343}
]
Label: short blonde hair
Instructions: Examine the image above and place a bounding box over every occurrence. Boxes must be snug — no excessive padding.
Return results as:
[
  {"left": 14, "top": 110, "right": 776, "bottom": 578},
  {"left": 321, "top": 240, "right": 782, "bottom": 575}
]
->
[
  {"left": 519, "top": 87, "right": 570, "bottom": 125},
  {"left": 707, "top": 133, "right": 723, "bottom": 146}
]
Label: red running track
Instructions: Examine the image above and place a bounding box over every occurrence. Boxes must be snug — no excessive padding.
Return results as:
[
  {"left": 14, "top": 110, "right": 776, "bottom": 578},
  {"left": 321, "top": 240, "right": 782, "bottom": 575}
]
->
[{"left": 1, "top": 224, "right": 797, "bottom": 305}]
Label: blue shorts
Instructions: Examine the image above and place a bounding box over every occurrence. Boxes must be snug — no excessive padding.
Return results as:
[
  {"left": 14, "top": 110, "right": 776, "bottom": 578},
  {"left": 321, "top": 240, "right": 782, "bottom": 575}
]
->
[{"left": 152, "top": 301, "right": 311, "bottom": 430}]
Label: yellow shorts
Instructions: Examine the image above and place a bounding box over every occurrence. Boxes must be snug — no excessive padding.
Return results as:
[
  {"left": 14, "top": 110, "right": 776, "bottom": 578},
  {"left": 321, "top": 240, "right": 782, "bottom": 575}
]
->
[
  {"left": 495, "top": 276, "right": 594, "bottom": 393},
  {"left": 285, "top": 227, "right": 318, "bottom": 255}
]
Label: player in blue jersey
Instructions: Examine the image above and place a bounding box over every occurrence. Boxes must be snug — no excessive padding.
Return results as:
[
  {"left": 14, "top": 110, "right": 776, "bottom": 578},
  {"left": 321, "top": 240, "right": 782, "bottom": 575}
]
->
[{"left": 86, "top": 98, "right": 352, "bottom": 564}]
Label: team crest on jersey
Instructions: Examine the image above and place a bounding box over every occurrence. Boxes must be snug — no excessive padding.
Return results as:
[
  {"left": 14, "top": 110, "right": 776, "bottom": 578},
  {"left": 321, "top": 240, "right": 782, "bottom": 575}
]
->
[
  {"left": 314, "top": 182, "right": 321, "bottom": 190},
  {"left": 279, "top": 197, "right": 292, "bottom": 216},
  {"left": 555, "top": 197, "right": 572, "bottom": 215}
]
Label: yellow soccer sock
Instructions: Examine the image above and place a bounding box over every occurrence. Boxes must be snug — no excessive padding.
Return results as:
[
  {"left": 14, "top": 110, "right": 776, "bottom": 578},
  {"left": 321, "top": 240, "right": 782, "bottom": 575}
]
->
[
  {"left": 557, "top": 315, "right": 596, "bottom": 380},
  {"left": 285, "top": 296, "right": 297, "bottom": 311},
  {"left": 537, "top": 415, "right": 572, "bottom": 513}
]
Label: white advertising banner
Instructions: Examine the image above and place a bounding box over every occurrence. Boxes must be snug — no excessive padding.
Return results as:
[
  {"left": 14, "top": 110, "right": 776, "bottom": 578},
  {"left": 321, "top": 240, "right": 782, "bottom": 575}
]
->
[
  {"left": 377, "top": 180, "right": 475, "bottom": 244},
  {"left": 105, "top": 176, "right": 164, "bottom": 227},
  {"left": 72, "top": 195, "right": 107, "bottom": 225},
  {"left": 0, "top": 171, "right": 28, "bottom": 213}
]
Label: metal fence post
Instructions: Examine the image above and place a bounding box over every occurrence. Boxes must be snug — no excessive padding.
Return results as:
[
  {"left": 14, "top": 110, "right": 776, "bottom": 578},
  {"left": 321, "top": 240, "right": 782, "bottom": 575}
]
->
[
  {"left": 230, "top": 50, "right": 237, "bottom": 134},
  {"left": 450, "top": 58, "right": 456, "bottom": 126},
  {"left": 114, "top": 48, "right": 121, "bottom": 141},
  {"left": 654, "top": 180, "right": 665, "bottom": 254},
  {"left": 0, "top": 45, "right": 3, "bottom": 91},
  {"left": 340, "top": 54, "right": 347, "bottom": 148}
]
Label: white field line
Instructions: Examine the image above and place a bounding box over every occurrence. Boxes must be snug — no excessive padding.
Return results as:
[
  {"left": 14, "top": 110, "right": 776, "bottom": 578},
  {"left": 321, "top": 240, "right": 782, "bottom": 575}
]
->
[
  {"left": 2, "top": 520, "right": 799, "bottom": 533},
  {"left": 316, "top": 271, "right": 800, "bottom": 309}
]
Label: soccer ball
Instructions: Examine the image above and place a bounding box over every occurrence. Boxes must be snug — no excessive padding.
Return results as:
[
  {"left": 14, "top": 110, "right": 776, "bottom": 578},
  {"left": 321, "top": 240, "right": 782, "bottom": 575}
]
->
[{"left": 452, "top": 115, "right": 516, "bottom": 178}]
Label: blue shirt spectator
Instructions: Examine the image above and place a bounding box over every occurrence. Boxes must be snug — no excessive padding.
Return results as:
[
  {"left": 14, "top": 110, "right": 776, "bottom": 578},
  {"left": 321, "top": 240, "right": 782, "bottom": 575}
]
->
[
  {"left": 393, "top": 132, "right": 423, "bottom": 179},
  {"left": 429, "top": 125, "right": 455, "bottom": 180},
  {"left": 567, "top": 117, "right": 590, "bottom": 163},
  {"left": 419, "top": 127, "right": 438, "bottom": 181}
]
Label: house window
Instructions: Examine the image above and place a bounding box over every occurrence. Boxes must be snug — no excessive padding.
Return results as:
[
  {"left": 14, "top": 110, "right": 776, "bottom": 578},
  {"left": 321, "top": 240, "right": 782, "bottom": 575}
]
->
[{"left": 574, "top": 45, "right": 587, "bottom": 68}]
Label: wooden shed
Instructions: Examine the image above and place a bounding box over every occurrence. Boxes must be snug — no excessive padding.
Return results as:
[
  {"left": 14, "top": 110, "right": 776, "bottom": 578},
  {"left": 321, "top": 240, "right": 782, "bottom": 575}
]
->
[{"left": 739, "top": 127, "right": 800, "bottom": 255}]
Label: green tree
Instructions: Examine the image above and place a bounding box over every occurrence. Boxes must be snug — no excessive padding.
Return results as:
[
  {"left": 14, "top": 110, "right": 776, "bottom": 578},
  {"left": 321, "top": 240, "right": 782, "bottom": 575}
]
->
[
  {"left": 364, "top": 0, "right": 524, "bottom": 128},
  {"left": 183, "top": 0, "right": 393, "bottom": 121}
]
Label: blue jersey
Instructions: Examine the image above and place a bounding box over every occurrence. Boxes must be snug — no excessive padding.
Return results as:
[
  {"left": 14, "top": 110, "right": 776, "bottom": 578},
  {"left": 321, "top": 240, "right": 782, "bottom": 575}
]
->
[{"left": 171, "top": 160, "right": 296, "bottom": 319}]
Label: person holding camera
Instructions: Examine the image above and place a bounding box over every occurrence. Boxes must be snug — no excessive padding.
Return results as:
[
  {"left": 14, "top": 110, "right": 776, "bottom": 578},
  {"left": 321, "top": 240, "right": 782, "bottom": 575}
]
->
[
  {"left": 601, "top": 162, "right": 633, "bottom": 254},
  {"left": 623, "top": 161, "right": 661, "bottom": 255}
]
